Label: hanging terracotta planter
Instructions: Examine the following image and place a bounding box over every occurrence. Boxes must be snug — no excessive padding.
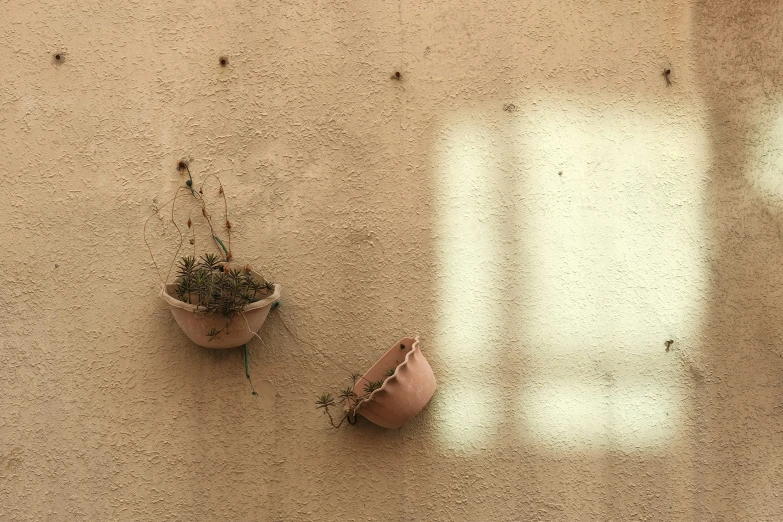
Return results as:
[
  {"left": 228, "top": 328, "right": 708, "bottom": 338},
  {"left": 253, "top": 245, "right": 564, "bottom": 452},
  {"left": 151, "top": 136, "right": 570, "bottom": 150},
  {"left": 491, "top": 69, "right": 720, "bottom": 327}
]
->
[
  {"left": 348, "top": 336, "right": 436, "bottom": 429},
  {"left": 160, "top": 262, "right": 281, "bottom": 349},
  {"left": 144, "top": 162, "right": 281, "bottom": 350}
]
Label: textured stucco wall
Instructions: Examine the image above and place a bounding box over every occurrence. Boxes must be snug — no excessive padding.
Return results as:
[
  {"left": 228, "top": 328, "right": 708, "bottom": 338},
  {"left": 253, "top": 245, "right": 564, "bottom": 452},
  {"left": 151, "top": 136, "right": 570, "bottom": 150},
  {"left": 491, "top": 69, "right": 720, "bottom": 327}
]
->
[{"left": 2, "top": 0, "right": 783, "bottom": 520}]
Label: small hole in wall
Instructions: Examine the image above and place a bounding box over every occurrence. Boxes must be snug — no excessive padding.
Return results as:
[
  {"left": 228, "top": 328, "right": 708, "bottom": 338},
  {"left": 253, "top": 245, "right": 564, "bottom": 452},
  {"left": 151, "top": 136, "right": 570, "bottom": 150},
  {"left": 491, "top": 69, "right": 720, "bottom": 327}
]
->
[
  {"left": 219, "top": 56, "right": 228, "bottom": 67},
  {"left": 178, "top": 161, "right": 188, "bottom": 171},
  {"left": 391, "top": 71, "right": 402, "bottom": 80},
  {"left": 663, "top": 68, "right": 672, "bottom": 87},
  {"left": 53, "top": 53, "right": 64, "bottom": 64}
]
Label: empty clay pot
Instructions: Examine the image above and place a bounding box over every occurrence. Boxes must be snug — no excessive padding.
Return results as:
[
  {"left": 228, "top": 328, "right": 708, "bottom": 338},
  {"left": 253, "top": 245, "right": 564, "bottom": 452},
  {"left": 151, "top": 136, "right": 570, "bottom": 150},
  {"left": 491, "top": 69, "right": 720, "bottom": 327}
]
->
[
  {"left": 160, "top": 264, "right": 281, "bottom": 349},
  {"left": 349, "top": 336, "right": 436, "bottom": 429}
]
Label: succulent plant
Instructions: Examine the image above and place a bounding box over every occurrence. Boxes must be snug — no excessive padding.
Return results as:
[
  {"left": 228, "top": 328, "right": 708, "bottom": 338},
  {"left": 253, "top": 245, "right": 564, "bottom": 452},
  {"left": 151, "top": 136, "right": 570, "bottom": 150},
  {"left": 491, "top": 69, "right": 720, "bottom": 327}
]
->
[
  {"left": 173, "top": 254, "right": 273, "bottom": 340},
  {"left": 316, "top": 368, "right": 398, "bottom": 428}
]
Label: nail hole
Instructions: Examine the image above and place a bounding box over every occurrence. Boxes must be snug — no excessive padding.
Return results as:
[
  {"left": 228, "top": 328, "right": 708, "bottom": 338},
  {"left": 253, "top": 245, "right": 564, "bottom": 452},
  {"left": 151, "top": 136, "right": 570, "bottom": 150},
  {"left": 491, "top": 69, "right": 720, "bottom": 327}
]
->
[
  {"left": 392, "top": 71, "right": 401, "bottom": 80},
  {"left": 663, "top": 68, "right": 672, "bottom": 86},
  {"left": 219, "top": 56, "right": 228, "bottom": 67},
  {"left": 53, "top": 53, "right": 63, "bottom": 63}
]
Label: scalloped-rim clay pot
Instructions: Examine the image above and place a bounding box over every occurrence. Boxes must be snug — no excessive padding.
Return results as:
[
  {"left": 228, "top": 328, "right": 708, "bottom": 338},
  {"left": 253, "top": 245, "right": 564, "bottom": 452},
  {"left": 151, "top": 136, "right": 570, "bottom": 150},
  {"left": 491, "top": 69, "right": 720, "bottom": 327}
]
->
[
  {"left": 160, "top": 264, "right": 281, "bottom": 349},
  {"left": 349, "top": 336, "right": 436, "bottom": 429}
]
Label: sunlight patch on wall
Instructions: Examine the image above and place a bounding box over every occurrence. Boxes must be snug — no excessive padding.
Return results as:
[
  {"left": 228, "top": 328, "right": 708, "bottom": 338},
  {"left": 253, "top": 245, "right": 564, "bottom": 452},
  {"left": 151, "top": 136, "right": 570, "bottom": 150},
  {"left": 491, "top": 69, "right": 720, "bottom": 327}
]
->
[
  {"left": 514, "top": 98, "right": 710, "bottom": 450},
  {"left": 433, "top": 98, "right": 710, "bottom": 451},
  {"left": 522, "top": 380, "right": 681, "bottom": 450},
  {"left": 433, "top": 117, "right": 505, "bottom": 450},
  {"left": 434, "top": 383, "right": 497, "bottom": 452}
]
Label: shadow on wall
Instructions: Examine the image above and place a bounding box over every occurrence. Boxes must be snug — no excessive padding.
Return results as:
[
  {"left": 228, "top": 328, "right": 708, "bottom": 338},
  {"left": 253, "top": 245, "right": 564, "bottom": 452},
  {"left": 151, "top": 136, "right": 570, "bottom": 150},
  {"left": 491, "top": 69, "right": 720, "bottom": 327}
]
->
[{"left": 691, "top": 1, "right": 783, "bottom": 519}]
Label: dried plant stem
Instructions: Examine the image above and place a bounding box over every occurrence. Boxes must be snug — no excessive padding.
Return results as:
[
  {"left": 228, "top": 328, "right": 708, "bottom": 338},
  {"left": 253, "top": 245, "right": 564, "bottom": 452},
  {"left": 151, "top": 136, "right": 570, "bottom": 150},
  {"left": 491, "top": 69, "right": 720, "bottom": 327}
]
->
[
  {"left": 193, "top": 171, "right": 231, "bottom": 259},
  {"left": 143, "top": 187, "right": 187, "bottom": 283},
  {"left": 145, "top": 167, "right": 236, "bottom": 283}
]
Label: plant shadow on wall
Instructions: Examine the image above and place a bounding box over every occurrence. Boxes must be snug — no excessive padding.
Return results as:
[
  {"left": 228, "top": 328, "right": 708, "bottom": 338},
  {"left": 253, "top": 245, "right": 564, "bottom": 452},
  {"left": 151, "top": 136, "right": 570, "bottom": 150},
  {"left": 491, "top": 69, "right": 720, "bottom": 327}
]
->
[{"left": 143, "top": 161, "right": 282, "bottom": 352}]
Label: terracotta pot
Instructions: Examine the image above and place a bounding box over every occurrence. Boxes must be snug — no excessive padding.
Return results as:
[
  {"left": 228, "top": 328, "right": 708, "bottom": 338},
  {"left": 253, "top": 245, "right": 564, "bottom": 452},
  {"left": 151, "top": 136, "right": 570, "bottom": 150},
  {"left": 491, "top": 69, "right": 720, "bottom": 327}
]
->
[
  {"left": 160, "top": 265, "right": 281, "bottom": 349},
  {"left": 349, "top": 336, "right": 436, "bottom": 429}
]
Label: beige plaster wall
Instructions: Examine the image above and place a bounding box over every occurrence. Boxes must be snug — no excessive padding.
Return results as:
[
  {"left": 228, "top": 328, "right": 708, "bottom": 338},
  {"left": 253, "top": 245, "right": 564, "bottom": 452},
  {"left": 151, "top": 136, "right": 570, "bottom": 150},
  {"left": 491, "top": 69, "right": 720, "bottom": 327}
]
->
[{"left": 2, "top": 0, "right": 782, "bottom": 520}]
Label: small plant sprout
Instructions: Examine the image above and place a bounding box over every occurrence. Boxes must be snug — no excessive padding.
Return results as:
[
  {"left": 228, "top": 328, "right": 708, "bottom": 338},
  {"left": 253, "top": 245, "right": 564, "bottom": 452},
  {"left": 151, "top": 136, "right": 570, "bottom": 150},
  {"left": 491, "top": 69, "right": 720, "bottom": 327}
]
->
[
  {"left": 317, "top": 367, "right": 399, "bottom": 428},
  {"left": 364, "top": 380, "right": 383, "bottom": 394}
]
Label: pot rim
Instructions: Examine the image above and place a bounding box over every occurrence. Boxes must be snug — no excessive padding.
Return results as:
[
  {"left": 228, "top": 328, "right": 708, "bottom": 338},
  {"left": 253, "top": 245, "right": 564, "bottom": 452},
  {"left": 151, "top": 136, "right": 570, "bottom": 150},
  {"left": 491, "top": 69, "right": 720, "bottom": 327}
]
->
[{"left": 352, "top": 336, "right": 421, "bottom": 415}]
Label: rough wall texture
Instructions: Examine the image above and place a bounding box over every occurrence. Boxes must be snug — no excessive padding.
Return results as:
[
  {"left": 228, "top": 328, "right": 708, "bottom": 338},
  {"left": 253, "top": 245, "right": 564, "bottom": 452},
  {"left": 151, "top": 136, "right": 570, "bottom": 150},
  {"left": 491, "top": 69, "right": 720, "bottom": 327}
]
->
[{"left": 2, "top": 0, "right": 782, "bottom": 520}]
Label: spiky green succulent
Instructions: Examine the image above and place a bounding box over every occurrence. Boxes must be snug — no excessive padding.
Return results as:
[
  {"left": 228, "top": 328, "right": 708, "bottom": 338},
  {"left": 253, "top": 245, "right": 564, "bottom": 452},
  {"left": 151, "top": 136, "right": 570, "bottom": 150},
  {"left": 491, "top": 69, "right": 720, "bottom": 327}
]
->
[{"left": 173, "top": 255, "right": 273, "bottom": 340}]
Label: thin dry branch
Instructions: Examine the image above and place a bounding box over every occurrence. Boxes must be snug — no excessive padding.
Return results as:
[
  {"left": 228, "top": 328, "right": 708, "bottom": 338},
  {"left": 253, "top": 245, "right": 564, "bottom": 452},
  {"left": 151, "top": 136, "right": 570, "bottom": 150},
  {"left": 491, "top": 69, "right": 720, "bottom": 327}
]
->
[{"left": 143, "top": 186, "right": 187, "bottom": 283}]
